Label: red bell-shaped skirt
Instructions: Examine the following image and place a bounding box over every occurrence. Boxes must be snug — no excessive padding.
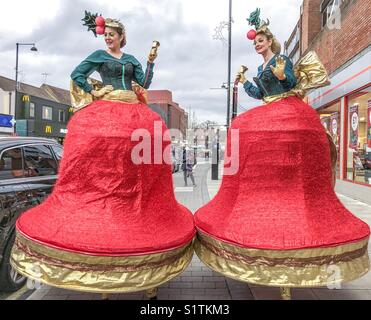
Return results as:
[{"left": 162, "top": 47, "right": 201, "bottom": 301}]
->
[
  {"left": 11, "top": 100, "right": 195, "bottom": 293},
  {"left": 195, "top": 97, "right": 370, "bottom": 287}
]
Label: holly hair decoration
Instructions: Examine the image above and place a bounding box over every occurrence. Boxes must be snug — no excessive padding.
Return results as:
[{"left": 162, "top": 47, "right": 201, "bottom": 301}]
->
[
  {"left": 82, "top": 11, "right": 102, "bottom": 37},
  {"left": 246, "top": 8, "right": 270, "bottom": 40},
  {"left": 82, "top": 11, "right": 125, "bottom": 37}
]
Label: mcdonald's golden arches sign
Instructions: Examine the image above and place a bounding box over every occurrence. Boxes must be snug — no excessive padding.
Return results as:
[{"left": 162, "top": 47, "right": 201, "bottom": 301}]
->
[{"left": 45, "top": 125, "right": 53, "bottom": 134}]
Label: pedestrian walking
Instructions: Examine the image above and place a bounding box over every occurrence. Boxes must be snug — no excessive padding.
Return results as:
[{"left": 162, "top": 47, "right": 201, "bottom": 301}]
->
[{"left": 183, "top": 148, "right": 197, "bottom": 187}]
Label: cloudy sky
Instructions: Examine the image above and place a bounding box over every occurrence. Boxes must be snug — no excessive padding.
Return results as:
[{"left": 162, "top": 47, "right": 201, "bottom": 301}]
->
[{"left": 0, "top": 0, "right": 302, "bottom": 124}]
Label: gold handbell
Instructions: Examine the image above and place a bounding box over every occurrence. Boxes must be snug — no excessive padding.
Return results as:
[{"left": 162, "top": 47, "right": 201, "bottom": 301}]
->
[
  {"left": 150, "top": 41, "right": 161, "bottom": 56},
  {"left": 235, "top": 65, "right": 248, "bottom": 84},
  {"left": 239, "top": 65, "right": 248, "bottom": 74}
]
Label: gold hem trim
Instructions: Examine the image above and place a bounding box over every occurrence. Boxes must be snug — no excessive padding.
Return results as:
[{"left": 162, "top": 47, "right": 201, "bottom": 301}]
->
[
  {"left": 11, "top": 233, "right": 195, "bottom": 293},
  {"left": 195, "top": 233, "right": 370, "bottom": 287}
]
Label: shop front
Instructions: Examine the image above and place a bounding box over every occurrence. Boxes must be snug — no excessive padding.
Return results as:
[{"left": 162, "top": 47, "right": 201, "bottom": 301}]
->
[{"left": 308, "top": 48, "right": 371, "bottom": 203}]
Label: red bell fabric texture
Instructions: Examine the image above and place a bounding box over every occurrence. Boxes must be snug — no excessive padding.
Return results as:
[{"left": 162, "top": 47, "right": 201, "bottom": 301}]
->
[
  {"left": 17, "top": 100, "right": 195, "bottom": 255},
  {"left": 195, "top": 97, "right": 370, "bottom": 250}
]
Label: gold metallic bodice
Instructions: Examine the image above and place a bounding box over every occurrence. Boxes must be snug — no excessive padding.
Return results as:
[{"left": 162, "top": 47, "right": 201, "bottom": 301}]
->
[
  {"left": 70, "top": 78, "right": 147, "bottom": 112},
  {"left": 262, "top": 51, "right": 330, "bottom": 104}
]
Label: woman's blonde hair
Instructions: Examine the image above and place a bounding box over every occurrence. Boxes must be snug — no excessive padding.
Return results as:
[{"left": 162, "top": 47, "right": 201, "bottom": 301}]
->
[{"left": 256, "top": 27, "right": 281, "bottom": 55}]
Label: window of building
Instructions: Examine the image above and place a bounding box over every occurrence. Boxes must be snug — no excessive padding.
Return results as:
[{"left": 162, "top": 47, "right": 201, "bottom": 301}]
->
[
  {"left": 23, "top": 145, "right": 57, "bottom": 177},
  {"left": 1, "top": 93, "right": 10, "bottom": 114},
  {"left": 30, "top": 102, "right": 35, "bottom": 118},
  {"left": 291, "top": 49, "right": 300, "bottom": 66},
  {"left": 319, "top": 101, "right": 341, "bottom": 179},
  {"left": 42, "top": 106, "right": 53, "bottom": 120},
  {"left": 322, "top": 0, "right": 343, "bottom": 27},
  {"left": 346, "top": 87, "right": 371, "bottom": 185},
  {"left": 58, "top": 110, "right": 66, "bottom": 122},
  {"left": 0, "top": 148, "right": 24, "bottom": 180},
  {"left": 286, "top": 25, "right": 300, "bottom": 57}
]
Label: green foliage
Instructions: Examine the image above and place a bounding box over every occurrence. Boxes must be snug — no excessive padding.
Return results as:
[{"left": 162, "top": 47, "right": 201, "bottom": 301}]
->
[
  {"left": 246, "top": 8, "right": 261, "bottom": 30},
  {"left": 82, "top": 10, "right": 100, "bottom": 37}
]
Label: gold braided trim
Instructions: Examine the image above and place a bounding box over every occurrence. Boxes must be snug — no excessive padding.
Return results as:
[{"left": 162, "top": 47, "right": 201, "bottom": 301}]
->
[
  {"left": 11, "top": 232, "right": 195, "bottom": 293},
  {"left": 14, "top": 237, "right": 189, "bottom": 272},
  {"left": 198, "top": 234, "right": 368, "bottom": 267},
  {"left": 195, "top": 232, "right": 370, "bottom": 287}
]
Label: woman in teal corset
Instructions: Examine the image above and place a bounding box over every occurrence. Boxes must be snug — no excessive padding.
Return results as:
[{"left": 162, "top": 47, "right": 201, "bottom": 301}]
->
[
  {"left": 70, "top": 18, "right": 155, "bottom": 99},
  {"left": 11, "top": 12, "right": 196, "bottom": 298},
  {"left": 194, "top": 9, "right": 370, "bottom": 299},
  {"left": 238, "top": 27, "right": 297, "bottom": 102}
]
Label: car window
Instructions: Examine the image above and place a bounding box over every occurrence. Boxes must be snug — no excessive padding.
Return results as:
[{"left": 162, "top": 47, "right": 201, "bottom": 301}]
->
[
  {"left": 0, "top": 148, "right": 24, "bottom": 180},
  {"left": 51, "top": 144, "right": 63, "bottom": 162},
  {"left": 23, "top": 145, "right": 57, "bottom": 177}
]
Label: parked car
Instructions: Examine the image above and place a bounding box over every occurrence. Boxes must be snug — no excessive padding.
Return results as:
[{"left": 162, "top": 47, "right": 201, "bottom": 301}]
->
[{"left": 0, "top": 137, "right": 63, "bottom": 292}]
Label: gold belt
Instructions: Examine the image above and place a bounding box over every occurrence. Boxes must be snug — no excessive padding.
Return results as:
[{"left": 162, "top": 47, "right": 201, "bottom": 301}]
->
[
  {"left": 262, "top": 91, "right": 298, "bottom": 104},
  {"left": 102, "top": 90, "right": 139, "bottom": 104}
]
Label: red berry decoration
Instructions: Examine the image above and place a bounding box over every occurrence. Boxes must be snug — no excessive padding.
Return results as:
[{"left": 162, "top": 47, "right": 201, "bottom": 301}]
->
[
  {"left": 96, "top": 26, "right": 105, "bottom": 35},
  {"left": 95, "top": 16, "right": 105, "bottom": 27},
  {"left": 247, "top": 29, "right": 257, "bottom": 40}
]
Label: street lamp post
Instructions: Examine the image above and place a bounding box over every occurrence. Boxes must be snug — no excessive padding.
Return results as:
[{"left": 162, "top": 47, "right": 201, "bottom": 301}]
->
[
  {"left": 14, "top": 42, "right": 38, "bottom": 134},
  {"left": 212, "top": 0, "right": 233, "bottom": 128},
  {"left": 226, "top": 0, "right": 232, "bottom": 129}
]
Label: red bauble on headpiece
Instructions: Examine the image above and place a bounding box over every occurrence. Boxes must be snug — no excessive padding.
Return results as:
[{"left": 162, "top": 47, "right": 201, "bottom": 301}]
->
[
  {"left": 95, "top": 16, "right": 105, "bottom": 35},
  {"left": 247, "top": 29, "right": 257, "bottom": 40},
  {"left": 96, "top": 26, "right": 105, "bottom": 35},
  {"left": 95, "top": 16, "right": 105, "bottom": 27}
]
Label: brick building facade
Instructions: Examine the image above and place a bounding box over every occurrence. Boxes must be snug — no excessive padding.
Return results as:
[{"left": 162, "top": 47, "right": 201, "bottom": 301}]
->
[
  {"left": 284, "top": 0, "right": 371, "bottom": 203},
  {"left": 148, "top": 90, "right": 188, "bottom": 141}
]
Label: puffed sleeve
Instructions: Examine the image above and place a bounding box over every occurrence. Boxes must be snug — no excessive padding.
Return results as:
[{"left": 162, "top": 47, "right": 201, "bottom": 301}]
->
[
  {"left": 132, "top": 57, "right": 155, "bottom": 89},
  {"left": 70, "top": 51, "right": 101, "bottom": 93},
  {"left": 243, "top": 81, "right": 264, "bottom": 100},
  {"left": 279, "top": 55, "right": 297, "bottom": 91}
]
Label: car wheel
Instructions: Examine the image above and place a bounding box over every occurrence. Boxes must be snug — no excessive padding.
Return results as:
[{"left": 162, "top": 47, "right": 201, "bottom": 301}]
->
[{"left": 0, "top": 232, "right": 27, "bottom": 292}]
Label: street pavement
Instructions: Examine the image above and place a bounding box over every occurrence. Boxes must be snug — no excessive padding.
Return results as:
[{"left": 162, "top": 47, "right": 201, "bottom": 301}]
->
[{"left": 5, "top": 158, "right": 371, "bottom": 300}]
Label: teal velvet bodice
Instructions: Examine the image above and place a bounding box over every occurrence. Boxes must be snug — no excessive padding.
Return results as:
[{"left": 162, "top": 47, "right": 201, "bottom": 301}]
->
[
  {"left": 243, "top": 54, "right": 297, "bottom": 100},
  {"left": 71, "top": 50, "right": 154, "bottom": 93}
]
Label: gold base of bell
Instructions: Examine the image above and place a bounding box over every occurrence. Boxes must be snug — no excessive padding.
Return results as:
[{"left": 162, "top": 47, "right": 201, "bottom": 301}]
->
[
  {"left": 194, "top": 232, "right": 370, "bottom": 287},
  {"left": 11, "top": 233, "right": 195, "bottom": 294}
]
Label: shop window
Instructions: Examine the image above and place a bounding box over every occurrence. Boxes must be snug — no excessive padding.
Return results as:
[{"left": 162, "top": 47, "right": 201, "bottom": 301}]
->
[
  {"left": 346, "top": 87, "right": 371, "bottom": 185},
  {"left": 319, "top": 101, "right": 341, "bottom": 179}
]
